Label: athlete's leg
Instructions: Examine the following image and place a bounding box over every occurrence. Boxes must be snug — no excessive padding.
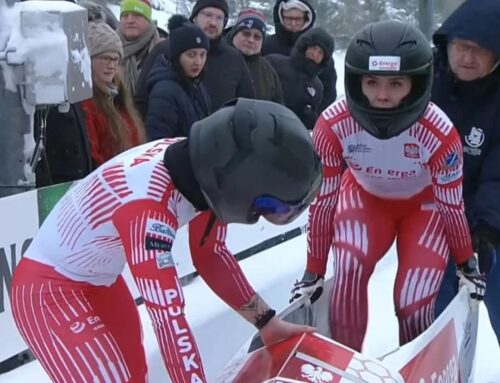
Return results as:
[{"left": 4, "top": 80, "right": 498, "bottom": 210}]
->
[
  {"left": 395, "top": 203, "right": 448, "bottom": 345},
  {"left": 11, "top": 258, "right": 147, "bottom": 383},
  {"left": 329, "top": 174, "right": 397, "bottom": 351}
]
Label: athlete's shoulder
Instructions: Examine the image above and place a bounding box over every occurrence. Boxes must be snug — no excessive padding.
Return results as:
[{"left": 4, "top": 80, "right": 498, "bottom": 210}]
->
[
  {"left": 418, "top": 102, "right": 455, "bottom": 137},
  {"left": 320, "top": 98, "right": 351, "bottom": 123}
]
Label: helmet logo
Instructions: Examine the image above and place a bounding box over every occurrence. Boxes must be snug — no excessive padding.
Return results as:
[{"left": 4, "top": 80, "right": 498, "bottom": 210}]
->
[{"left": 368, "top": 55, "right": 401, "bottom": 71}]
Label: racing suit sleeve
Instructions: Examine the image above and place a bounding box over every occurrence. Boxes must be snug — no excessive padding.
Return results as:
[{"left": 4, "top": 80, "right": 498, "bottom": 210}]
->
[
  {"left": 306, "top": 115, "right": 346, "bottom": 276},
  {"left": 188, "top": 211, "right": 271, "bottom": 325},
  {"left": 112, "top": 199, "right": 207, "bottom": 382},
  {"left": 428, "top": 127, "right": 474, "bottom": 265}
]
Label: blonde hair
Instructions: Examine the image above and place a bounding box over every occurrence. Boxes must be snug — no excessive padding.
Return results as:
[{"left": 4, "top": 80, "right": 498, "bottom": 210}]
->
[{"left": 91, "top": 70, "right": 146, "bottom": 153}]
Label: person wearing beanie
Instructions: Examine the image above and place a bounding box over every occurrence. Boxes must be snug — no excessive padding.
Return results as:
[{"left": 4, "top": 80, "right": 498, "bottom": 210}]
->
[
  {"left": 133, "top": 0, "right": 255, "bottom": 114},
  {"left": 83, "top": 22, "right": 145, "bottom": 167},
  {"left": 118, "top": 0, "right": 162, "bottom": 95},
  {"left": 229, "top": 8, "right": 283, "bottom": 104},
  {"left": 145, "top": 15, "right": 210, "bottom": 140},
  {"left": 262, "top": 0, "right": 337, "bottom": 111},
  {"left": 266, "top": 27, "right": 335, "bottom": 130}
]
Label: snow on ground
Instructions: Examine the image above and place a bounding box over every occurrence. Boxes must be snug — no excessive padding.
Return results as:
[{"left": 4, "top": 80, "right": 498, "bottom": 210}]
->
[{"left": 1, "top": 234, "right": 499, "bottom": 382}]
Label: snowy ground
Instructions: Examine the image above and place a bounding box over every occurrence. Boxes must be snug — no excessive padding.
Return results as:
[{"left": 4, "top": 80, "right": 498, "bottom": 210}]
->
[{"left": 1, "top": 234, "right": 499, "bottom": 382}]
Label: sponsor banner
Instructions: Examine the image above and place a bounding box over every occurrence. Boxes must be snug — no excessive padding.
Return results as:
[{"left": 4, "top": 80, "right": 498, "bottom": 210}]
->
[
  {"left": 0, "top": 189, "right": 39, "bottom": 362},
  {"left": 0, "top": 183, "right": 307, "bottom": 363}
]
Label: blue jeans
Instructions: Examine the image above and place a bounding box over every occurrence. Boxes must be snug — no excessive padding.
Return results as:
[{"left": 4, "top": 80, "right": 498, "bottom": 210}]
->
[{"left": 435, "top": 250, "right": 500, "bottom": 345}]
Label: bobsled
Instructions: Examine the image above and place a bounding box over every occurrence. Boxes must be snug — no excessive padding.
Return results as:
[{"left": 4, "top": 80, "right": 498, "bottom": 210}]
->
[{"left": 217, "top": 279, "right": 478, "bottom": 383}]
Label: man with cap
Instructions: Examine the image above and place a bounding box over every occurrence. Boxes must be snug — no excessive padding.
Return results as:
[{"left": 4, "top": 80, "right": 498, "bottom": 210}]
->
[
  {"left": 262, "top": 0, "right": 337, "bottom": 111},
  {"left": 118, "top": 0, "right": 162, "bottom": 94},
  {"left": 432, "top": 0, "right": 500, "bottom": 348},
  {"left": 133, "top": 0, "right": 255, "bottom": 117},
  {"left": 229, "top": 8, "right": 283, "bottom": 104}
]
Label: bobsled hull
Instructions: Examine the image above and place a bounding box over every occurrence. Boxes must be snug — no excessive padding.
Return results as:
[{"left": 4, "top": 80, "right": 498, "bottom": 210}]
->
[{"left": 217, "top": 282, "right": 478, "bottom": 383}]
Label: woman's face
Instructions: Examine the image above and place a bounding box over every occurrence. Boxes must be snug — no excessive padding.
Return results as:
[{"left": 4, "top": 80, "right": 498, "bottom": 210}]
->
[
  {"left": 361, "top": 75, "right": 412, "bottom": 108},
  {"left": 179, "top": 48, "right": 208, "bottom": 78},
  {"left": 91, "top": 51, "right": 120, "bottom": 85}
]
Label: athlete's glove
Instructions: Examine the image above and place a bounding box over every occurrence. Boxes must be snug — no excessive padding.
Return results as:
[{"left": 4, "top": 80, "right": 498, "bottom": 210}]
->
[
  {"left": 472, "top": 224, "right": 498, "bottom": 275},
  {"left": 290, "top": 271, "right": 324, "bottom": 304},
  {"left": 456, "top": 256, "right": 486, "bottom": 303}
]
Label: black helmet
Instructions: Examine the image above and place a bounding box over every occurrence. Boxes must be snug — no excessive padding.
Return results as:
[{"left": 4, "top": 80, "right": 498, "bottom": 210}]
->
[
  {"left": 345, "top": 20, "right": 433, "bottom": 139},
  {"left": 189, "top": 98, "right": 322, "bottom": 225}
]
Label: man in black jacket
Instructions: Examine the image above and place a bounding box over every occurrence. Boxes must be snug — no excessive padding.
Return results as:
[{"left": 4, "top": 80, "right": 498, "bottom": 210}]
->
[
  {"left": 432, "top": 0, "right": 500, "bottom": 346},
  {"left": 229, "top": 8, "right": 283, "bottom": 104},
  {"left": 262, "top": 0, "right": 336, "bottom": 111}
]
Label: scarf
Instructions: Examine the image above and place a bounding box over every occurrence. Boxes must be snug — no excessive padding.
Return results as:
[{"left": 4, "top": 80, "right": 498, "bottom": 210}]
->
[{"left": 118, "top": 23, "right": 161, "bottom": 94}]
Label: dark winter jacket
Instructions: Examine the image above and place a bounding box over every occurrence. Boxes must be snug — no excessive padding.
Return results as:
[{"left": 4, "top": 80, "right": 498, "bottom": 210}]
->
[
  {"left": 134, "top": 37, "right": 254, "bottom": 116},
  {"left": 35, "top": 104, "right": 93, "bottom": 187},
  {"left": 431, "top": 0, "right": 500, "bottom": 240},
  {"left": 202, "top": 37, "right": 255, "bottom": 111},
  {"left": 226, "top": 28, "right": 284, "bottom": 104},
  {"left": 262, "top": 0, "right": 337, "bottom": 110},
  {"left": 266, "top": 28, "right": 333, "bottom": 129},
  {"left": 243, "top": 53, "right": 284, "bottom": 104},
  {"left": 145, "top": 55, "right": 210, "bottom": 140}
]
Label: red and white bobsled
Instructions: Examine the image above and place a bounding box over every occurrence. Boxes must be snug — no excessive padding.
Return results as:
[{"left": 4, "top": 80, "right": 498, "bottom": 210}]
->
[{"left": 217, "top": 280, "right": 478, "bottom": 383}]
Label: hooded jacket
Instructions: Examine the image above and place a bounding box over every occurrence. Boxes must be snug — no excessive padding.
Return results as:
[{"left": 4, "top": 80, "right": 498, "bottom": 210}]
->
[
  {"left": 431, "top": 0, "right": 500, "bottom": 238},
  {"left": 262, "top": 0, "right": 337, "bottom": 109},
  {"left": 266, "top": 28, "right": 334, "bottom": 129}
]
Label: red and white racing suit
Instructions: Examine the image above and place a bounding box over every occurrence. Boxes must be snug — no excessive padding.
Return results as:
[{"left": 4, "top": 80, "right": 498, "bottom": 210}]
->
[
  {"left": 11, "top": 139, "right": 256, "bottom": 383},
  {"left": 307, "top": 100, "right": 473, "bottom": 351}
]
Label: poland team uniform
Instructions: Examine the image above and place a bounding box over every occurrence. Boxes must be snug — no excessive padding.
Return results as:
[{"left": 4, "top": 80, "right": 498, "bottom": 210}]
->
[
  {"left": 11, "top": 138, "right": 256, "bottom": 383},
  {"left": 307, "top": 99, "right": 473, "bottom": 351}
]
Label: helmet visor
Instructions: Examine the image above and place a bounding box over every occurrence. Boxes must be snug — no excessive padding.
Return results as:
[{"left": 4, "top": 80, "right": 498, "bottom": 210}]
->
[{"left": 250, "top": 171, "right": 322, "bottom": 225}]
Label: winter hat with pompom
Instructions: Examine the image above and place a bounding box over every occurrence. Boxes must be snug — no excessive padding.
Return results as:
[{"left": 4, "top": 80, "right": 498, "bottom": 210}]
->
[
  {"left": 168, "top": 14, "right": 210, "bottom": 58},
  {"left": 88, "top": 21, "right": 124, "bottom": 58}
]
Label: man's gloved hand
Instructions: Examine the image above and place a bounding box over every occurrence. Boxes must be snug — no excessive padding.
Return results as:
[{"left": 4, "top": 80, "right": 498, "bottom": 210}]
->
[
  {"left": 456, "top": 256, "right": 486, "bottom": 303},
  {"left": 290, "top": 271, "right": 324, "bottom": 304},
  {"left": 472, "top": 224, "right": 498, "bottom": 275}
]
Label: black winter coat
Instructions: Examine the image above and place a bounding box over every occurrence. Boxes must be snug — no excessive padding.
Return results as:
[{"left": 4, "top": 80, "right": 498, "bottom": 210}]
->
[
  {"left": 262, "top": 0, "right": 337, "bottom": 110},
  {"left": 35, "top": 104, "right": 93, "bottom": 187},
  {"left": 145, "top": 55, "right": 210, "bottom": 140},
  {"left": 266, "top": 28, "right": 333, "bottom": 129},
  {"left": 243, "top": 54, "right": 283, "bottom": 104},
  {"left": 431, "top": 0, "right": 500, "bottom": 238},
  {"left": 135, "top": 37, "right": 255, "bottom": 115}
]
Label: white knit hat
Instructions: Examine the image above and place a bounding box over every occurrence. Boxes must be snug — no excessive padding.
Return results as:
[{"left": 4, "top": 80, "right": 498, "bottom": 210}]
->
[{"left": 87, "top": 22, "right": 124, "bottom": 58}]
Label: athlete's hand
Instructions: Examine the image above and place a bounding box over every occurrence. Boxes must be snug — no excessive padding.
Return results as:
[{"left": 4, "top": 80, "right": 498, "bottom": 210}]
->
[
  {"left": 457, "top": 255, "right": 486, "bottom": 304},
  {"left": 290, "top": 271, "right": 324, "bottom": 304},
  {"left": 259, "top": 316, "right": 315, "bottom": 346}
]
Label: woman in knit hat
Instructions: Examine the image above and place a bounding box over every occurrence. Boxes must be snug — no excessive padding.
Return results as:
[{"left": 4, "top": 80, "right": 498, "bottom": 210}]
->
[
  {"left": 83, "top": 21, "right": 145, "bottom": 166},
  {"left": 145, "top": 15, "right": 210, "bottom": 140}
]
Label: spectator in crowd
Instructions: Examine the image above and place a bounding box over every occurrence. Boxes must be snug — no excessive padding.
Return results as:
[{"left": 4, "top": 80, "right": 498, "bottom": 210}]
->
[
  {"left": 432, "top": 0, "right": 500, "bottom": 346},
  {"left": 262, "top": 0, "right": 337, "bottom": 110},
  {"left": 83, "top": 22, "right": 145, "bottom": 166},
  {"left": 145, "top": 15, "right": 210, "bottom": 140},
  {"left": 134, "top": 0, "right": 255, "bottom": 117},
  {"left": 117, "top": 0, "right": 162, "bottom": 94},
  {"left": 228, "top": 8, "right": 283, "bottom": 104},
  {"left": 267, "top": 27, "right": 334, "bottom": 130}
]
